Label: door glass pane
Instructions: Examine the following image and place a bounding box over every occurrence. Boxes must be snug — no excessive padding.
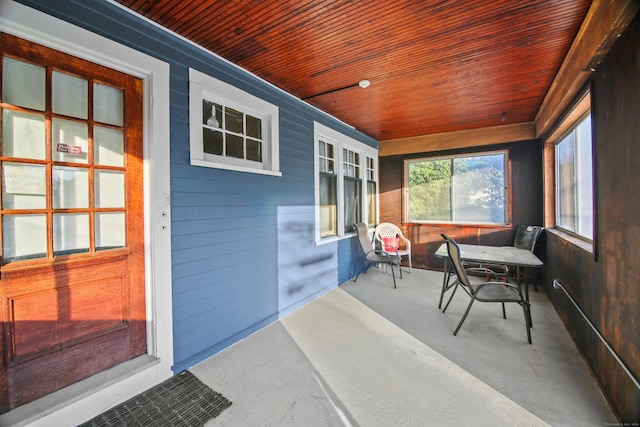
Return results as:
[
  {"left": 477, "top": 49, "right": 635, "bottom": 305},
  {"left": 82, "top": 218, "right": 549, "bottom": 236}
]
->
[
  {"left": 52, "top": 71, "right": 88, "bottom": 119},
  {"left": 52, "top": 166, "right": 89, "bottom": 209},
  {"left": 94, "top": 83, "right": 123, "bottom": 126},
  {"left": 94, "top": 126, "right": 124, "bottom": 166},
  {"left": 2, "top": 110, "right": 46, "bottom": 160},
  {"left": 52, "top": 118, "right": 89, "bottom": 164},
  {"left": 53, "top": 213, "right": 89, "bottom": 255},
  {"left": 95, "top": 170, "right": 125, "bottom": 208},
  {"left": 95, "top": 212, "right": 125, "bottom": 250},
  {"left": 2, "top": 163, "right": 46, "bottom": 209},
  {"left": 2, "top": 57, "right": 45, "bottom": 111},
  {"left": 2, "top": 214, "right": 47, "bottom": 261}
]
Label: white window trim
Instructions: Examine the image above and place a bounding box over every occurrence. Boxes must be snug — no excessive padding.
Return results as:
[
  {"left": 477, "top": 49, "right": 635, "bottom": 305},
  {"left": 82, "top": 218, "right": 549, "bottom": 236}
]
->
[
  {"left": 189, "top": 68, "right": 281, "bottom": 176},
  {"left": 314, "top": 122, "right": 378, "bottom": 244},
  {"left": 0, "top": 2, "right": 173, "bottom": 426}
]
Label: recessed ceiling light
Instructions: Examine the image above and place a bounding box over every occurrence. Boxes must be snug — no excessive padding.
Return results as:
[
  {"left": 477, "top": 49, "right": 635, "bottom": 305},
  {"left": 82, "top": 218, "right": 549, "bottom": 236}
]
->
[{"left": 359, "top": 80, "right": 370, "bottom": 88}]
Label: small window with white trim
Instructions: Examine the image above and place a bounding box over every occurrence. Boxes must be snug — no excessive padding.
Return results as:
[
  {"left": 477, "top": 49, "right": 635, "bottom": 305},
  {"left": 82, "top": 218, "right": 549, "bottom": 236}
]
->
[{"left": 189, "top": 68, "right": 280, "bottom": 176}]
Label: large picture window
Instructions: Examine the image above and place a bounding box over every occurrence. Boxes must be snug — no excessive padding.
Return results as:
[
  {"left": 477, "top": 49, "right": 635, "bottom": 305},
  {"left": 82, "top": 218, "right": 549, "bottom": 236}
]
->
[
  {"left": 314, "top": 122, "right": 377, "bottom": 241},
  {"left": 555, "top": 113, "right": 593, "bottom": 240},
  {"left": 406, "top": 151, "right": 508, "bottom": 224}
]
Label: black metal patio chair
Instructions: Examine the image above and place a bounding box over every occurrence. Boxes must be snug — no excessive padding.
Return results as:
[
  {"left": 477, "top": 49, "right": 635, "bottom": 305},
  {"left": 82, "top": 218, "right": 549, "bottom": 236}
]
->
[
  {"left": 353, "top": 222, "right": 402, "bottom": 288},
  {"left": 441, "top": 234, "right": 532, "bottom": 344}
]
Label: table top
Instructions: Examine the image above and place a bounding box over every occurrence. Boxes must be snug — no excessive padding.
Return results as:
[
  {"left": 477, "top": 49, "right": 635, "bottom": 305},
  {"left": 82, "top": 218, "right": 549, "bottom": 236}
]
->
[{"left": 435, "top": 243, "right": 543, "bottom": 267}]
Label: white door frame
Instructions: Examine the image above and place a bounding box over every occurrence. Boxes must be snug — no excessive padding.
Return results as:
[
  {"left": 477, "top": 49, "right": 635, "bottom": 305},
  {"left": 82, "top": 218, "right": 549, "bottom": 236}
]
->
[{"left": 0, "top": 1, "right": 173, "bottom": 425}]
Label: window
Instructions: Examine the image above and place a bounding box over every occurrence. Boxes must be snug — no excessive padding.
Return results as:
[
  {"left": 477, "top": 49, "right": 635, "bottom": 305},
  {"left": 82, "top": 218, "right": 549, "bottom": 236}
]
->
[
  {"left": 318, "top": 139, "right": 337, "bottom": 238},
  {"left": 314, "top": 122, "right": 377, "bottom": 241},
  {"left": 555, "top": 113, "right": 593, "bottom": 240},
  {"left": 366, "top": 156, "right": 377, "bottom": 227},
  {"left": 343, "top": 148, "right": 361, "bottom": 233},
  {"left": 189, "top": 68, "right": 280, "bottom": 176},
  {"left": 406, "top": 151, "right": 508, "bottom": 224}
]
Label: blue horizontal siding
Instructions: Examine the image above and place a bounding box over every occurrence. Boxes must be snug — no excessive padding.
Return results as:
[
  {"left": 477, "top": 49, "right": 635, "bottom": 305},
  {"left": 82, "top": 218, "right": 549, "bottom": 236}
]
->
[{"left": 22, "top": 0, "right": 378, "bottom": 374}]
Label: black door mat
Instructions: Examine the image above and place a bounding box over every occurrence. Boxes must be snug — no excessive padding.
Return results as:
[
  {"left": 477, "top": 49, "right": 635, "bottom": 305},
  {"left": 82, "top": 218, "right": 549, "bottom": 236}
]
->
[{"left": 78, "top": 370, "right": 232, "bottom": 426}]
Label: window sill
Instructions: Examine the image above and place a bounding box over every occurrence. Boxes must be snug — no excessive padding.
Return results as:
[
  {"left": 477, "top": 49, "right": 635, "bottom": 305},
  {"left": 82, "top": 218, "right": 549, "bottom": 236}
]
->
[
  {"left": 315, "top": 230, "right": 359, "bottom": 246},
  {"left": 546, "top": 228, "right": 594, "bottom": 254},
  {"left": 190, "top": 159, "right": 282, "bottom": 177}
]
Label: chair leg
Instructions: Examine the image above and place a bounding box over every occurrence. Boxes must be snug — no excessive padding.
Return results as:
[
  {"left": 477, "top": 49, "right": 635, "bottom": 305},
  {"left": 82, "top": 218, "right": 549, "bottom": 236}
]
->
[
  {"left": 522, "top": 301, "right": 532, "bottom": 344},
  {"left": 442, "top": 283, "right": 460, "bottom": 313},
  {"left": 438, "top": 261, "right": 452, "bottom": 309},
  {"left": 502, "top": 302, "right": 506, "bottom": 319},
  {"left": 453, "top": 295, "right": 477, "bottom": 336},
  {"left": 390, "top": 263, "right": 397, "bottom": 288},
  {"left": 352, "top": 262, "right": 370, "bottom": 282}
]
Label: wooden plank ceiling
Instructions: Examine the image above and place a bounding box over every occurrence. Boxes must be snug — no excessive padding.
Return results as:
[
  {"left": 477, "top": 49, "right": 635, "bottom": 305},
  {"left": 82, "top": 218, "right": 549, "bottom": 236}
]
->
[{"left": 116, "top": 0, "right": 591, "bottom": 142}]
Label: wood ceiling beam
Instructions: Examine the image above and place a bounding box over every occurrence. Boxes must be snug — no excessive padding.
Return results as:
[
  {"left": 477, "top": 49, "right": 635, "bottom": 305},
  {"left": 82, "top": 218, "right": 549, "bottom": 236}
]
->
[
  {"left": 379, "top": 122, "right": 535, "bottom": 157},
  {"left": 534, "top": 0, "right": 639, "bottom": 138}
]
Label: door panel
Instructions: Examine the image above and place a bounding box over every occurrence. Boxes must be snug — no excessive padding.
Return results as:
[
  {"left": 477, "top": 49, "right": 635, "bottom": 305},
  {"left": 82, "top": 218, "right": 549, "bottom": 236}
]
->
[{"left": 0, "top": 33, "right": 146, "bottom": 412}]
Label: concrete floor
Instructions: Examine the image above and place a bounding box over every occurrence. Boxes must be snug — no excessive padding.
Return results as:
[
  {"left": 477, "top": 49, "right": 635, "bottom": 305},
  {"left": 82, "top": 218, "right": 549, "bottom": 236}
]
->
[{"left": 192, "top": 268, "right": 617, "bottom": 427}]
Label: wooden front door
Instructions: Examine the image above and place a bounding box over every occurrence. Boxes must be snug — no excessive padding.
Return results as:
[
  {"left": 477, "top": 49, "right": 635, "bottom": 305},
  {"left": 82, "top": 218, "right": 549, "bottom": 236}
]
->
[{"left": 0, "top": 33, "right": 146, "bottom": 412}]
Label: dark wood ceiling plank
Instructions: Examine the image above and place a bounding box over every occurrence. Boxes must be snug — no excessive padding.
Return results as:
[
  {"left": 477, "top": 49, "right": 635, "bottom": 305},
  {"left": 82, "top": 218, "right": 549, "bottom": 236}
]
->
[{"left": 114, "top": 0, "right": 593, "bottom": 141}]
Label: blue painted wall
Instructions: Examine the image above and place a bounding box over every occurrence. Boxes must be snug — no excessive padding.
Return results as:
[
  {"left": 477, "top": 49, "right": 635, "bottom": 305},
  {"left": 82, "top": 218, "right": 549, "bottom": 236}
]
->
[{"left": 18, "top": 0, "right": 378, "bottom": 373}]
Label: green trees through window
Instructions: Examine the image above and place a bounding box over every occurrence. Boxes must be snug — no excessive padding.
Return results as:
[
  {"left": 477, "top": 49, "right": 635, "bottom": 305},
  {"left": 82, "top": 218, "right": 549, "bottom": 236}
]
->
[{"left": 407, "top": 152, "right": 507, "bottom": 224}]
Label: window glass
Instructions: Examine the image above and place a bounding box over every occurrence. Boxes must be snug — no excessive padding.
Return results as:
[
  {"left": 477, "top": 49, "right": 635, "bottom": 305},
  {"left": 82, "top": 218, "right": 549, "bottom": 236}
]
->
[
  {"left": 94, "top": 126, "right": 124, "bottom": 166},
  {"left": 201, "top": 100, "right": 262, "bottom": 162},
  {"left": 53, "top": 71, "right": 88, "bottom": 119},
  {"left": 320, "top": 174, "right": 337, "bottom": 238},
  {"left": 51, "top": 118, "right": 89, "bottom": 164},
  {"left": 2, "top": 214, "right": 47, "bottom": 261},
  {"left": 52, "top": 166, "right": 89, "bottom": 209},
  {"left": 93, "top": 83, "right": 124, "bottom": 126},
  {"left": 2, "top": 110, "right": 46, "bottom": 159},
  {"left": 2, "top": 57, "right": 45, "bottom": 111},
  {"left": 407, "top": 151, "right": 507, "bottom": 224},
  {"left": 367, "top": 156, "right": 377, "bottom": 227},
  {"left": 319, "top": 139, "right": 337, "bottom": 238},
  {"left": 2, "top": 163, "right": 46, "bottom": 209},
  {"left": 53, "top": 213, "right": 89, "bottom": 255},
  {"left": 556, "top": 114, "right": 593, "bottom": 240},
  {"left": 344, "top": 177, "right": 361, "bottom": 233}
]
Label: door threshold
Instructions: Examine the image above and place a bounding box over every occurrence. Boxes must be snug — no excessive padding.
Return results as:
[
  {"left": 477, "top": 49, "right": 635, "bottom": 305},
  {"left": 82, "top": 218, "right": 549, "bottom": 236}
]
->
[{"left": 0, "top": 355, "right": 161, "bottom": 427}]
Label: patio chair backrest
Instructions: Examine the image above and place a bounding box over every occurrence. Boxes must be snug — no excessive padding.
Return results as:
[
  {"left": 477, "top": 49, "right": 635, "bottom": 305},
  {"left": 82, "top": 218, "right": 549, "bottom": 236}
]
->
[
  {"left": 441, "top": 234, "right": 471, "bottom": 288},
  {"left": 355, "top": 222, "right": 374, "bottom": 256},
  {"left": 513, "top": 225, "right": 543, "bottom": 252}
]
